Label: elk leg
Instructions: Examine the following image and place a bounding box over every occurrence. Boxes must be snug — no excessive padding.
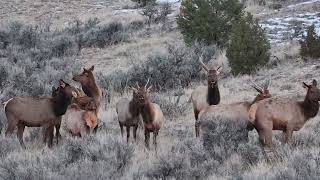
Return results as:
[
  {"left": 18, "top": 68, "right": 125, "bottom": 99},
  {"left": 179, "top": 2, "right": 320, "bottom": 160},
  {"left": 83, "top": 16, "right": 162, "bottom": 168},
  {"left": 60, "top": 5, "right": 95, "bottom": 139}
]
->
[
  {"left": 17, "top": 124, "right": 26, "bottom": 149},
  {"left": 55, "top": 124, "right": 61, "bottom": 145},
  {"left": 259, "top": 130, "right": 272, "bottom": 146},
  {"left": 119, "top": 123, "right": 124, "bottom": 138},
  {"left": 133, "top": 125, "right": 138, "bottom": 141},
  {"left": 5, "top": 113, "right": 18, "bottom": 136},
  {"left": 153, "top": 130, "right": 159, "bottom": 152},
  {"left": 283, "top": 128, "right": 293, "bottom": 144},
  {"left": 195, "top": 121, "right": 200, "bottom": 138},
  {"left": 144, "top": 129, "right": 150, "bottom": 149},
  {"left": 42, "top": 125, "right": 49, "bottom": 144},
  {"left": 126, "top": 126, "right": 130, "bottom": 143},
  {"left": 47, "top": 126, "right": 54, "bottom": 148},
  {"left": 194, "top": 109, "right": 200, "bottom": 138}
]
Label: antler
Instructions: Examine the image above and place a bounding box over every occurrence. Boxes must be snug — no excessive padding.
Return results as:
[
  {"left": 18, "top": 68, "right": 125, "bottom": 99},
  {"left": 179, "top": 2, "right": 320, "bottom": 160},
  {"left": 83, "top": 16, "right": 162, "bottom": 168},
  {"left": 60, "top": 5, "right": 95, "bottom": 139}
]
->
[
  {"left": 136, "top": 82, "right": 140, "bottom": 89},
  {"left": 145, "top": 78, "right": 150, "bottom": 88},
  {"left": 250, "top": 79, "right": 263, "bottom": 93},
  {"left": 199, "top": 56, "right": 209, "bottom": 72},
  {"left": 264, "top": 76, "right": 271, "bottom": 90}
]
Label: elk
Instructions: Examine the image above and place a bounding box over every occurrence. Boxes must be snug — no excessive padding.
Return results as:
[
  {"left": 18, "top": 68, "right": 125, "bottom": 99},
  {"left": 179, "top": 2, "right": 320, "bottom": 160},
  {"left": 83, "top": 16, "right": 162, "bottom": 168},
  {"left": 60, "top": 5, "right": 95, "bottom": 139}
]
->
[
  {"left": 134, "top": 79, "right": 164, "bottom": 150},
  {"left": 61, "top": 104, "right": 97, "bottom": 137},
  {"left": 116, "top": 87, "right": 142, "bottom": 143},
  {"left": 72, "top": 65, "right": 102, "bottom": 114},
  {"left": 198, "top": 79, "right": 271, "bottom": 132},
  {"left": 191, "top": 57, "right": 222, "bottom": 137},
  {"left": 254, "top": 79, "right": 320, "bottom": 147},
  {"left": 3, "top": 79, "right": 76, "bottom": 148},
  {"left": 51, "top": 85, "right": 96, "bottom": 143}
]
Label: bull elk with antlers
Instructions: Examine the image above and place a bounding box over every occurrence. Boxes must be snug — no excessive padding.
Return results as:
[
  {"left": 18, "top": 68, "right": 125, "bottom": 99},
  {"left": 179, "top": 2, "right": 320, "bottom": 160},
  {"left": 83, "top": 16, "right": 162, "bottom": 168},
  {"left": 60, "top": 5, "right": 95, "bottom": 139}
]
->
[
  {"left": 3, "top": 80, "right": 76, "bottom": 148},
  {"left": 134, "top": 79, "right": 164, "bottom": 150},
  {"left": 191, "top": 57, "right": 222, "bottom": 137},
  {"left": 199, "top": 79, "right": 271, "bottom": 134},
  {"left": 116, "top": 85, "right": 142, "bottom": 143},
  {"left": 254, "top": 79, "right": 320, "bottom": 146}
]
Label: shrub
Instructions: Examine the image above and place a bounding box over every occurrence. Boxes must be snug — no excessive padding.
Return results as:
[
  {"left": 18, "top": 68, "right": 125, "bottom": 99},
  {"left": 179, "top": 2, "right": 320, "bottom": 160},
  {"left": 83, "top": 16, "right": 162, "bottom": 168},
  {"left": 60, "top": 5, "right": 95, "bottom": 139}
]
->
[
  {"left": 150, "top": 91, "right": 188, "bottom": 118},
  {"left": 300, "top": 24, "right": 320, "bottom": 59},
  {"left": 81, "top": 22, "right": 126, "bottom": 48},
  {"left": 177, "top": 0, "right": 244, "bottom": 47},
  {"left": 127, "top": 44, "right": 216, "bottom": 91},
  {"left": 226, "top": 13, "right": 270, "bottom": 75},
  {"left": 200, "top": 112, "right": 250, "bottom": 160}
]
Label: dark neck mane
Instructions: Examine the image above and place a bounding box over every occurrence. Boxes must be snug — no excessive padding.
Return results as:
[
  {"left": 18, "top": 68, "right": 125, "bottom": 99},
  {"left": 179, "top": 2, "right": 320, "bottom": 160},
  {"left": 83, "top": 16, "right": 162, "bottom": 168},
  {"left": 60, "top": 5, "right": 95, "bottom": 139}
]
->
[
  {"left": 207, "top": 85, "right": 220, "bottom": 105},
  {"left": 300, "top": 98, "right": 320, "bottom": 120},
  {"left": 129, "top": 100, "right": 140, "bottom": 117},
  {"left": 52, "top": 93, "right": 72, "bottom": 116}
]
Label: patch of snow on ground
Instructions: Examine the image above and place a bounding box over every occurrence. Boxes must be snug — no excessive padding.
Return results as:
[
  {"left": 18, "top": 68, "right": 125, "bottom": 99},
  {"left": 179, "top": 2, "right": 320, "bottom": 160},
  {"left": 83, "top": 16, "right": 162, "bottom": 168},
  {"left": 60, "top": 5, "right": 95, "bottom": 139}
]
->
[
  {"left": 259, "top": 12, "right": 320, "bottom": 45},
  {"left": 157, "top": 0, "right": 180, "bottom": 3},
  {"left": 287, "top": 0, "right": 320, "bottom": 8},
  {"left": 112, "top": 9, "right": 142, "bottom": 16}
]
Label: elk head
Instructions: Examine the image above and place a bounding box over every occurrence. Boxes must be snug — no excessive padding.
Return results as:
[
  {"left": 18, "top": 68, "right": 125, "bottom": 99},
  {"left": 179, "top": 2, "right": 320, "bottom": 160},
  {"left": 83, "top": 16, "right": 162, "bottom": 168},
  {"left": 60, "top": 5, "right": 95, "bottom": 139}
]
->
[
  {"left": 58, "top": 79, "right": 78, "bottom": 99},
  {"left": 251, "top": 78, "right": 271, "bottom": 102},
  {"left": 52, "top": 83, "right": 78, "bottom": 99},
  {"left": 303, "top": 79, "right": 320, "bottom": 102},
  {"left": 72, "top": 65, "right": 95, "bottom": 85},
  {"left": 131, "top": 79, "right": 152, "bottom": 107},
  {"left": 199, "top": 56, "right": 222, "bottom": 88}
]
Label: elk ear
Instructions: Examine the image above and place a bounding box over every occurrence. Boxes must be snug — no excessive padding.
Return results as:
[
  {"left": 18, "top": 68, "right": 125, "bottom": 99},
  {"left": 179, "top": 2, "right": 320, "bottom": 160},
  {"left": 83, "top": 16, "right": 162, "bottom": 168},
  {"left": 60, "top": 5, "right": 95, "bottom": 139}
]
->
[
  {"left": 303, "top": 82, "right": 310, "bottom": 89},
  {"left": 147, "top": 85, "right": 152, "bottom": 92},
  {"left": 312, "top": 79, "right": 317, "bottom": 86},
  {"left": 59, "top": 79, "right": 66, "bottom": 88},
  {"left": 89, "top": 65, "right": 94, "bottom": 72}
]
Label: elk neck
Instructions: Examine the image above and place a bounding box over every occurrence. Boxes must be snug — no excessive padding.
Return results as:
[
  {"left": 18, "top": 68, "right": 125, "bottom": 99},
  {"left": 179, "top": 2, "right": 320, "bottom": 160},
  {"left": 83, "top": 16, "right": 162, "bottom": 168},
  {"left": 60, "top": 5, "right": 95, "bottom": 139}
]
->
[
  {"left": 129, "top": 99, "right": 140, "bottom": 117},
  {"left": 207, "top": 84, "right": 220, "bottom": 105},
  {"left": 300, "top": 97, "right": 320, "bottom": 120},
  {"left": 82, "top": 78, "right": 101, "bottom": 101},
  {"left": 52, "top": 92, "right": 73, "bottom": 116}
]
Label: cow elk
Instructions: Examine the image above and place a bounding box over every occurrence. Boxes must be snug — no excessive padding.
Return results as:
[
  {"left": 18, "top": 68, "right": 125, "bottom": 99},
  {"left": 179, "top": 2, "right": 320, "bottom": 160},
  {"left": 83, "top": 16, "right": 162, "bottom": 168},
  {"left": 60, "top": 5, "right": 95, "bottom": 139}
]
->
[
  {"left": 51, "top": 85, "right": 96, "bottom": 143},
  {"left": 3, "top": 79, "right": 76, "bottom": 148},
  {"left": 134, "top": 79, "right": 164, "bottom": 150},
  {"left": 199, "top": 79, "right": 271, "bottom": 133},
  {"left": 73, "top": 65, "right": 102, "bottom": 114},
  {"left": 254, "top": 79, "right": 320, "bottom": 146},
  {"left": 191, "top": 56, "right": 222, "bottom": 137},
  {"left": 116, "top": 87, "right": 142, "bottom": 143}
]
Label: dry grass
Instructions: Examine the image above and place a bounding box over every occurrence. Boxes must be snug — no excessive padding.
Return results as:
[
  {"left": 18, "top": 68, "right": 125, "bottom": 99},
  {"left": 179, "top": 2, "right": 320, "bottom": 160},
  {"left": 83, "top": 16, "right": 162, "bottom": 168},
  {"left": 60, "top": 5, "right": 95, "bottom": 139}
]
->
[{"left": 1, "top": 0, "right": 320, "bottom": 179}]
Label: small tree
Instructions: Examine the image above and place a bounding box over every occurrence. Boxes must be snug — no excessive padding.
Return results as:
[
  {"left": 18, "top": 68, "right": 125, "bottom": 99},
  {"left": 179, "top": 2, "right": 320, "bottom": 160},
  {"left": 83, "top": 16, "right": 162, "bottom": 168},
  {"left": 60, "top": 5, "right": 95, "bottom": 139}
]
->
[
  {"left": 300, "top": 24, "right": 320, "bottom": 59},
  {"left": 141, "top": 2, "right": 158, "bottom": 27},
  {"left": 177, "top": 0, "right": 244, "bottom": 47},
  {"left": 226, "top": 13, "right": 270, "bottom": 75}
]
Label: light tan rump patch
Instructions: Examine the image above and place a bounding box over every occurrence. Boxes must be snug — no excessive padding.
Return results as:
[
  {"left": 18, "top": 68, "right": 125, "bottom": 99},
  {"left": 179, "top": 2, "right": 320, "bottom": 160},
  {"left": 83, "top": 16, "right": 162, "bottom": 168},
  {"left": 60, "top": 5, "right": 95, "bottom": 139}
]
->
[{"left": 83, "top": 111, "right": 97, "bottom": 129}]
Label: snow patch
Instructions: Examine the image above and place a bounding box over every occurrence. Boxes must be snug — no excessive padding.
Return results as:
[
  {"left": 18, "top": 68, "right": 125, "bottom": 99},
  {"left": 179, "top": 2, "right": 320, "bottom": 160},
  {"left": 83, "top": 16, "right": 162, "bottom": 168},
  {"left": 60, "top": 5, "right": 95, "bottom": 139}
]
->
[
  {"left": 288, "top": 0, "right": 320, "bottom": 8},
  {"left": 259, "top": 12, "right": 320, "bottom": 44}
]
